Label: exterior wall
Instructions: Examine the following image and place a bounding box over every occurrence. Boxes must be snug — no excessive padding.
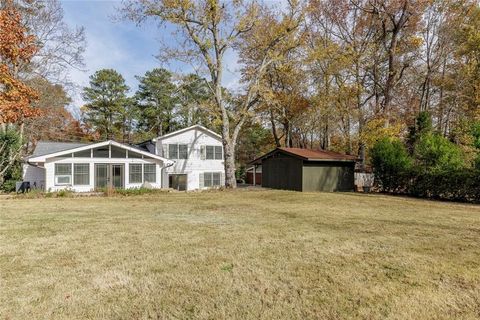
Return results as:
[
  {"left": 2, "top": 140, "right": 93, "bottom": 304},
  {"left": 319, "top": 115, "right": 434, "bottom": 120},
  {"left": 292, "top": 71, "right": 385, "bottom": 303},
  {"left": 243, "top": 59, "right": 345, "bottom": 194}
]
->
[
  {"left": 302, "top": 161, "right": 355, "bottom": 192},
  {"left": 43, "top": 156, "right": 165, "bottom": 192},
  {"left": 261, "top": 154, "right": 303, "bottom": 191},
  {"left": 246, "top": 172, "right": 262, "bottom": 185},
  {"left": 156, "top": 127, "right": 224, "bottom": 190},
  {"left": 22, "top": 164, "right": 46, "bottom": 190}
]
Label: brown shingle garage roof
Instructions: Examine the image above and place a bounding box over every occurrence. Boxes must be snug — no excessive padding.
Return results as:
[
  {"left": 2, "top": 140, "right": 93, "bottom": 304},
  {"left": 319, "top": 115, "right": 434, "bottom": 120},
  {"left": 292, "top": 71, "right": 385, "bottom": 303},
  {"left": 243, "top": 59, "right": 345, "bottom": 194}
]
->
[
  {"left": 278, "top": 147, "right": 358, "bottom": 161},
  {"left": 249, "top": 147, "right": 358, "bottom": 164}
]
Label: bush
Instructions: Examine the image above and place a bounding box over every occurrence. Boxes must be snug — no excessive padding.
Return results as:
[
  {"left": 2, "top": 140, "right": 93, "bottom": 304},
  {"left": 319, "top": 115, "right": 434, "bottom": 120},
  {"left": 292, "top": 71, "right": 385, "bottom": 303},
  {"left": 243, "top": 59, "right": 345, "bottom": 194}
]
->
[
  {"left": 414, "top": 133, "right": 464, "bottom": 172},
  {"left": 371, "top": 138, "right": 412, "bottom": 193},
  {"left": 104, "top": 187, "right": 166, "bottom": 197},
  {"left": 0, "top": 129, "right": 23, "bottom": 192},
  {"left": 409, "top": 168, "right": 480, "bottom": 202}
]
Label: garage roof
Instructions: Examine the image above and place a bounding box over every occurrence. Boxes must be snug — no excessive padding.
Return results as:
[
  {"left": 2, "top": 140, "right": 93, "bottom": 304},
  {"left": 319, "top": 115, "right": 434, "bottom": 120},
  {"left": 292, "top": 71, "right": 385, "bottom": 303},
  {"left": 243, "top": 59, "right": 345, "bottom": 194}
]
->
[{"left": 249, "top": 147, "right": 358, "bottom": 164}]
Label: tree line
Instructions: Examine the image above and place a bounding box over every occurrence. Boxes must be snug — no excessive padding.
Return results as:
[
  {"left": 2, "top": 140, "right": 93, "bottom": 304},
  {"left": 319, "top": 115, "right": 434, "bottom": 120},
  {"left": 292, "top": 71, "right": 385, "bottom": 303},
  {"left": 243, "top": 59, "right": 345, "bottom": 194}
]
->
[
  {"left": 1, "top": 0, "right": 480, "bottom": 192},
  {"left": 81, "top": 68, "right": 216, "bottom": 143}
]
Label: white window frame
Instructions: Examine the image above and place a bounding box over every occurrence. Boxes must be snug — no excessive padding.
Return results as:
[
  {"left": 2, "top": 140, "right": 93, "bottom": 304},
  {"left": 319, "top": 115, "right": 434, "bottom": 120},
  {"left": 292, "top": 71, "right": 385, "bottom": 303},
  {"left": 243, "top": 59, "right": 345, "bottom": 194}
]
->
[
  {"left": 143, "top": 164, "right": 156, "bottom": 183},
  {"left": 73, "top": 163, "right": 90, "bottom": 186},
  {"left": 205, "top": 145, "right": 223, "bottom": 160},
  {"left": 129, "top": 163, "right": 143, "bottom": 184},
  {"left": 54, "top": 163, "right": 72, "bottom": 186},
  {"left": 168, "top": 144, "right": 188, "bottom": 160},
  {"left": 204, "top": 172, "right": 221, "bottom": 187}
]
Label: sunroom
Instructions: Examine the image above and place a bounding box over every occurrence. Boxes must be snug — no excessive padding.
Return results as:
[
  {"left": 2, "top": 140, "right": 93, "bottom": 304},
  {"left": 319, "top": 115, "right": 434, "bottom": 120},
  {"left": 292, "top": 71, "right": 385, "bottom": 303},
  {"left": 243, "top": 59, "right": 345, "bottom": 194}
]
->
[{"left": 25, "top": 140, "right": 174, "bottom": 192}]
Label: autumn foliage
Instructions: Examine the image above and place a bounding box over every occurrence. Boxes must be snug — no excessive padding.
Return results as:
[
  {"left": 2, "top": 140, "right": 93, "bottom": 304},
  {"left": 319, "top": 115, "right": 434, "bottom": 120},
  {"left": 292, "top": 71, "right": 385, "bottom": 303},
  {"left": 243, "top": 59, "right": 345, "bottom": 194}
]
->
[{"left": 0, "top": 0, "right": 39, "bottom": 124}]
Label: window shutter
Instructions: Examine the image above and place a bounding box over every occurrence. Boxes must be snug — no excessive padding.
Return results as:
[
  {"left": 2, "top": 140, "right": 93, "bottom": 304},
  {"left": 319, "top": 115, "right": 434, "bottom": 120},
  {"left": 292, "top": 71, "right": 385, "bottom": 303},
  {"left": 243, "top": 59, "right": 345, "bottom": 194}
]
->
[
  {"left": 162, "top": 144, "right": 168, "bottom": 158},
  {"left": 200, "top": 145, "right": 206, "bottom": 160},
  {"left": 199, "top": 172, "right": 204, "bottom": 189},
  {"left": 220, "top": 171, "right": 225, "bottom": 187}
]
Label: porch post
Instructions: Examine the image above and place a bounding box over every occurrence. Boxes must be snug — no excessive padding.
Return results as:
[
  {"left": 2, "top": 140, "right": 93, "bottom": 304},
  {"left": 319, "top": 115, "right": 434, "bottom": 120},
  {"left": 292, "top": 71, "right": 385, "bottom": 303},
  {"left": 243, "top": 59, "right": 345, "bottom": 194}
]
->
[{"left": 253, "top": 166, "right": 256, "bottom": 186}]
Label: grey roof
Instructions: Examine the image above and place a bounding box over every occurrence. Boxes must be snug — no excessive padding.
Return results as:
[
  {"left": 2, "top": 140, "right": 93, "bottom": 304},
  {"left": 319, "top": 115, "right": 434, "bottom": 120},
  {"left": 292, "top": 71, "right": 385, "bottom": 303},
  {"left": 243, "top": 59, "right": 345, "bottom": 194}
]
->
[{"left": 30, "top": 141, "right": 90, "bottom": 157}]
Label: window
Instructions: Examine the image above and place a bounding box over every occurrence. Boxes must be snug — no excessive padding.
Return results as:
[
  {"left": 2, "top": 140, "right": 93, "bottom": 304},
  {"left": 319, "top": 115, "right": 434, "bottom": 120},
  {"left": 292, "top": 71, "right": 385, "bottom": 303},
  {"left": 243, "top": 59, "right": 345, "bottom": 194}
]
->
[
  {"left": 143, "top": 164, "right": 156, "bottom": 183},
  {"left": 215, "top": 146, "right": 223, "bottom": 160},
  {"left": 128, "top": 151, "right": 142, "bottom": 159},
  {"left": 93, "top": 147, "right": 109, "bottom": 158},
  {"left": 110, "top": 146, "right": 126, "bottom": 158},
  {"left": 206, "top": 146, "right": 214, "bottom": 160},
  {"left": 168, "top": 144, "right": 188, "bottom": 159},
  {"left": 74, "top": 164, "right": 89, "bottom": 185},
  {"left": 204, "top": 172, "right": 221, "bottom": 187},
  {"left": 169, "top": 144, "right": 178, "bottom": 159},
  {"left": 73, "top": 150, "right": 91, "bottom": 158},
  {"left": 55, "top": 163, "right": 72, "bottom": 185},
  {"left": 129, "top": 164, "right": 142, "bottom": 183},
  {"left": 212, "top": 172, "right": 221, "bottom": 185},
  {"left": 205, "top": 145, "right": 222, "bottom": 160},
  {"left": 179, "top": 144, "right": 188, "bottom": 159}
]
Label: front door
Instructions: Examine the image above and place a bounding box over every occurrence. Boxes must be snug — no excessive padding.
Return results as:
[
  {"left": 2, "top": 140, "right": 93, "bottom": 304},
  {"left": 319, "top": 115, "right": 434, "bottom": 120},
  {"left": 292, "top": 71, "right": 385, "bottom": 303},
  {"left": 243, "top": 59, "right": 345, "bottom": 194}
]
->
[
  {"left": 95, "top": 164, "right": 124, "bottom": 189},
  {"left": 169, "top": 174, "right": 187, "bottom": 191},
  {"left": 95, "top": 164, "right": 109, "bottom": 189}
]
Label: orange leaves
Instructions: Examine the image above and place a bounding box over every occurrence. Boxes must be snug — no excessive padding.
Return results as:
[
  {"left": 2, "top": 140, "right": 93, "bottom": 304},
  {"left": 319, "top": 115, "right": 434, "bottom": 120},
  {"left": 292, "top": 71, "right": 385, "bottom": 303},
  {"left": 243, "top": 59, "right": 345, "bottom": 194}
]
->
[{"left": 0, "top": 0, "right": 39, "bottom": 124}]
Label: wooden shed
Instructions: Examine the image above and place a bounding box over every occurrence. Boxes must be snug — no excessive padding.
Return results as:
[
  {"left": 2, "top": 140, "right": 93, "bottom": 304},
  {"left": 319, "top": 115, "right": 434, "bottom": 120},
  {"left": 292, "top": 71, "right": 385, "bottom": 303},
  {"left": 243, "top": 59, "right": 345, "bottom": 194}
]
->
[{"left": 249, "top": 148, "right": 358, "bottom": 192}]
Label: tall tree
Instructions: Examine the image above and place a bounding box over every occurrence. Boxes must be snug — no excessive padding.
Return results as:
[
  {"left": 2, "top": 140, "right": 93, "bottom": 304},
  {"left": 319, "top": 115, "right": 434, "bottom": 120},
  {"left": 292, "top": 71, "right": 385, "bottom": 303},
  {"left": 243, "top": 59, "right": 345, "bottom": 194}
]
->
[
  {"left": 135, "top": 68, "right": 177, "bottom": 137},
  {"left": 0, "top": 0, "right": 39, "bottom": 132},
  {"left": 0, "top": 0, "right": 39, "bottom": 185},
  {"left": 16, "top": 0, "right": 86, "bottom": 85},
  {"left": 82, "top": 69, "right": 129, "bottom": 140},
  {"left": 176, "top": 74, "right": 213, "bottom": 128},
  {"left": 23, "top": 78, "right": 89, "bottom": 149},
  {"left": 122, "top": 0, "right": 303, "bottom": 188}
]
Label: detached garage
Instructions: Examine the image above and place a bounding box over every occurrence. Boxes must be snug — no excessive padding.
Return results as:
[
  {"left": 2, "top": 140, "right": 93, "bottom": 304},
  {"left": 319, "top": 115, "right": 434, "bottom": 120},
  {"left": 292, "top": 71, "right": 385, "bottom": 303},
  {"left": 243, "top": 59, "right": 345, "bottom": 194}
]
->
[{"left": 250, "top": 148, "right": 357, "bottom": 192}]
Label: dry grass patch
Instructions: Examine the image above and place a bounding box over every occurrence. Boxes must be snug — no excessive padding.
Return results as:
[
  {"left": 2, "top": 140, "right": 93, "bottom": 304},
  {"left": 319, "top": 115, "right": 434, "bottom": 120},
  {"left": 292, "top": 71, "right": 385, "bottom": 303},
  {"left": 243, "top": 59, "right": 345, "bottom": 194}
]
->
[{"left": 1, "top": 190, "right": 480, "bottom": 319}]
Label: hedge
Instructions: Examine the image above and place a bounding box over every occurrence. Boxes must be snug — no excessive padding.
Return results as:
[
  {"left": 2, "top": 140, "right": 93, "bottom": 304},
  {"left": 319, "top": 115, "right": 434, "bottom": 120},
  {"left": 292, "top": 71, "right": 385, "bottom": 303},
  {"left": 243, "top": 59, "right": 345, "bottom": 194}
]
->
[{"left": 374, "top": 168, "right": 480, "bottom": 203}]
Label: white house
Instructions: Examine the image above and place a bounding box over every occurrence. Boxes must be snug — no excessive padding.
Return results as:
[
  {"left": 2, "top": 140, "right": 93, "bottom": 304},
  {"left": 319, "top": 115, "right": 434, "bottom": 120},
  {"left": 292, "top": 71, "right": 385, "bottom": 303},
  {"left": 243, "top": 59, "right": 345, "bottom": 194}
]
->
[
  {"left": 24, "top": 140, "right": 173, "bottom": 192},
  {"left": 151, "top": 124, "right": 225, "bottom": 191},
  {"left": 23, "top": 125, "right": 225, "bottom": 192}
]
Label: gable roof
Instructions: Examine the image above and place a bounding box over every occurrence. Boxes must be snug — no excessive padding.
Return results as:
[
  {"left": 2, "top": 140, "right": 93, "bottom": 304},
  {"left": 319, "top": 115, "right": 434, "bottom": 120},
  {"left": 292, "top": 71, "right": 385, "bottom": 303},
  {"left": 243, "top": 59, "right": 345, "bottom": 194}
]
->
[
  {"left": 249, "top": 147, "right": 358, "bottom": 164},
  {"left": 152, "top": 124, "right": 222, "bottom": 142},
  {"left": 30, "top": 141, "right": 90, "bottom": 157},
  {"left": 27, "top": 140, "right": 173, "bottom": 164}
]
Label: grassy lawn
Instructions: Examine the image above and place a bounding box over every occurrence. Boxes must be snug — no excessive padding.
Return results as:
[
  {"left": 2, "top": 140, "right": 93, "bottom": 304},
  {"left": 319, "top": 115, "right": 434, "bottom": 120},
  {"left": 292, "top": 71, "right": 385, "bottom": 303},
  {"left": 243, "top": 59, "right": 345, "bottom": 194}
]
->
[{"left": 1, "top": 189, "right": 480, "bottom": 319}]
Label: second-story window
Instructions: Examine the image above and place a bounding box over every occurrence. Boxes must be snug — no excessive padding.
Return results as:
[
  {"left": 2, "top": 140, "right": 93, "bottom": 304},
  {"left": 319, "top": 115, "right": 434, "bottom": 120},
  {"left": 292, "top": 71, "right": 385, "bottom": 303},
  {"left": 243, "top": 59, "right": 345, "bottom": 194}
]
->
[
  {"left": 206, "top": 145, "right": 223, "bottom": 160},
  {"left": 168, "top": 144, "right": 188, "bottom": 159},
  {"left": 179, "top": 144, "right": 188, "bottom": 159}
]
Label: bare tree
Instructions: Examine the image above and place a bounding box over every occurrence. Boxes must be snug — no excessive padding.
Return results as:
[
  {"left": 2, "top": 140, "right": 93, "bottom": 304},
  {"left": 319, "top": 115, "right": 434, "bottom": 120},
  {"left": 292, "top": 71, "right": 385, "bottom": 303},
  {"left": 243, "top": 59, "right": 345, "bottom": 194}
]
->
[{"left": 121, "top": 0, "right": 303, "bottom": 187}]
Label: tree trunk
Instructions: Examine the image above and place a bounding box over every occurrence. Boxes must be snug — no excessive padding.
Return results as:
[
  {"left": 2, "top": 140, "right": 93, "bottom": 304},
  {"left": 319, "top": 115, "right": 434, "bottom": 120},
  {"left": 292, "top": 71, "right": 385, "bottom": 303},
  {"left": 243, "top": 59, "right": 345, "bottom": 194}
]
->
[
  {"left": 270, "top": 109, "right": 281, "bottom": 147},
  {"left": 223, "top": 138, "right": 237, "bottom": 188}
]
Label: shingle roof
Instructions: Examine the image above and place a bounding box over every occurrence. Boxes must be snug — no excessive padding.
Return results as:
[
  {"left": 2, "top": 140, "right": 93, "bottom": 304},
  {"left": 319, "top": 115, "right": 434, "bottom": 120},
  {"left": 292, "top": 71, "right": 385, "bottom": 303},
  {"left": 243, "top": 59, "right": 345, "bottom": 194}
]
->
[
  {"left": 249, "top": 147, "right": 358, "bottom": 165},
  {"left": 278, "top": 147, "right": 358, "bottom": 161},
  {"left": 30, "top": 141, "right": 90, "bottom": 157}
]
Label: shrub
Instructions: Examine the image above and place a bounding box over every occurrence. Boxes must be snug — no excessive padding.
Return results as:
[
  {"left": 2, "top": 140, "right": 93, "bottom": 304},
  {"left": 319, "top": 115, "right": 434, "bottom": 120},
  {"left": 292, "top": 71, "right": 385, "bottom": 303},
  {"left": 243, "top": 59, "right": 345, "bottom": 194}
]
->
[
  {"left": 409, "top": 168, "right": 480, "bottom": 202},
  {"left": 414, "top": 133, "right": 464, "bottom": 172},
  {"left": 0, "top": 129, "right": 23, "bottom": 192},
  {"left": 370, "top": 138, "right": 413, "bottom": 193}
]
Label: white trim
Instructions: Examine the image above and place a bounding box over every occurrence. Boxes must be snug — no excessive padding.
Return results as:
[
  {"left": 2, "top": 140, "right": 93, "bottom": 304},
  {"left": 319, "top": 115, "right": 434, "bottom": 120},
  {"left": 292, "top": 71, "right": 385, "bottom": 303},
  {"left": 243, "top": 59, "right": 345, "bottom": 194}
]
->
[
  {"left": 154, "top": 125, "right": 222, "bottom": 141},
  {"left": 28, "top": 140, "right": 173, "bottom": 165}
]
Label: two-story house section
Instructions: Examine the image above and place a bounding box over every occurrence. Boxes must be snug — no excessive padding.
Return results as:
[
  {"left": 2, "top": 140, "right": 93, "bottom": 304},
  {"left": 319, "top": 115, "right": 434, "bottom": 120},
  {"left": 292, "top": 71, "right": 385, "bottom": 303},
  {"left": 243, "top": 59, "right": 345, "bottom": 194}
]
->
[{"left": 152, "top": 125, "right": 225, "bottom": 191}]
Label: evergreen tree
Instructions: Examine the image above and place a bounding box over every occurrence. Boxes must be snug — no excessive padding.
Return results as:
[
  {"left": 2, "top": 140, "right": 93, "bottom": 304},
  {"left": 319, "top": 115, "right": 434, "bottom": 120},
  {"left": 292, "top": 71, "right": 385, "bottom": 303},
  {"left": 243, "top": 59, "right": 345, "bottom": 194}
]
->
[
  {"left": 82, "top": 69, "right": 129, "bottom": 140},
  {"left": 135, "top": 68, "right": 177, "bottom": 137}
]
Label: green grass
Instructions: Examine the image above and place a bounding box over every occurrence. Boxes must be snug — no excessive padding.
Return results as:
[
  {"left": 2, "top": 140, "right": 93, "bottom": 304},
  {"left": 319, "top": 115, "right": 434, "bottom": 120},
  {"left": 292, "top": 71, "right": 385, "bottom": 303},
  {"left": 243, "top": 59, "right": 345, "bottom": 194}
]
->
[{"left": 1, "top": 189, "right": 480, "bottom": 319}]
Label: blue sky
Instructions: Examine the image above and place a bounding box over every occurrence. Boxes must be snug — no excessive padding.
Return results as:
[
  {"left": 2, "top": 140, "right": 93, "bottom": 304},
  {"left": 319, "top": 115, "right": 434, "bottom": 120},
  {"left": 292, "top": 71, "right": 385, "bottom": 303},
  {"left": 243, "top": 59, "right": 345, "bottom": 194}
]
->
[{"left": 61, "top": 0, "right": 241, "bottom": 110}]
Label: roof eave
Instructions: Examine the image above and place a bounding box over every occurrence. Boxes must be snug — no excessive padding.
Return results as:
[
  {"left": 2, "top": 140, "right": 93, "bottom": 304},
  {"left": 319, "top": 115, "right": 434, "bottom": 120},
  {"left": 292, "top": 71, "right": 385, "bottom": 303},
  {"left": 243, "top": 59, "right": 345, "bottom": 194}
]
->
[{"left": 28, "top": 140, "right": 172, "bottom": 164}]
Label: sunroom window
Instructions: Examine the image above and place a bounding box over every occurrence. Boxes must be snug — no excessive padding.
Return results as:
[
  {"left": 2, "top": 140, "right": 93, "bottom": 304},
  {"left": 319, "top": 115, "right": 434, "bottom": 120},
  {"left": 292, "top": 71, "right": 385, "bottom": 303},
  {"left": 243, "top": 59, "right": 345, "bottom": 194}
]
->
[
  {"left": 143, "top": 164, "right": 156, "bottom": 183},
  {"left": 74, "top": 164, "right": 90, "bottom": 185},
  {"left": 55, "top": 163, "right": 72, "bottom": 185}
]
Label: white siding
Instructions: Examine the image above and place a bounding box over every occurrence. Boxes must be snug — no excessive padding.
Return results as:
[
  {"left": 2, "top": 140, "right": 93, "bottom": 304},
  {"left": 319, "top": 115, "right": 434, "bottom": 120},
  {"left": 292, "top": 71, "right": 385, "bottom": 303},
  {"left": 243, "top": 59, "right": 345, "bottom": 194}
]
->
[
  {"left": 22, "top": 164, "right": 46, "bottom": 190},
  {"left": 43, "top": 157, "right": 165, "bottom": 192},
  {"left": 156, "top": 127, "right": 224, "bottom": 190}
]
